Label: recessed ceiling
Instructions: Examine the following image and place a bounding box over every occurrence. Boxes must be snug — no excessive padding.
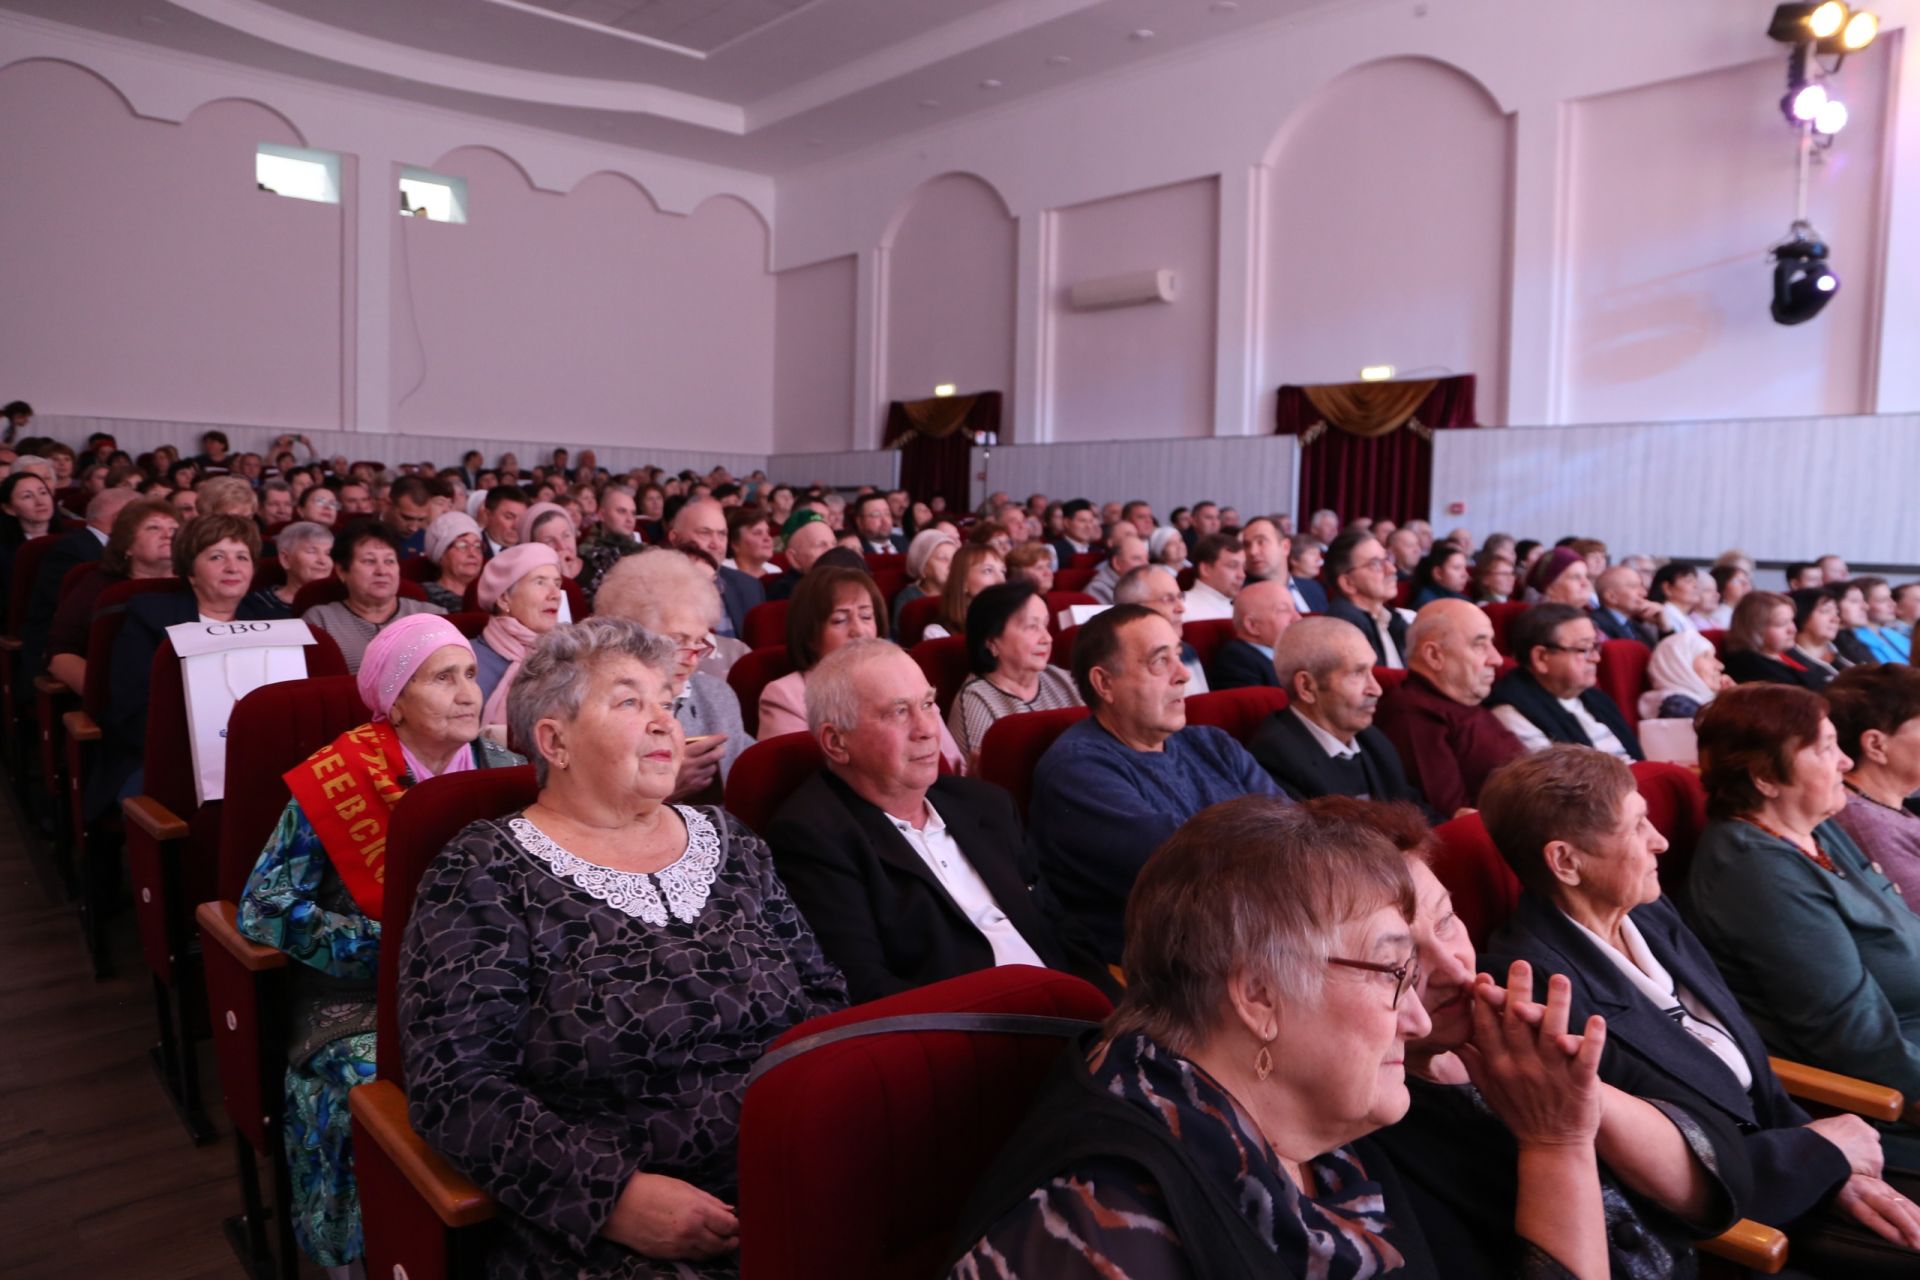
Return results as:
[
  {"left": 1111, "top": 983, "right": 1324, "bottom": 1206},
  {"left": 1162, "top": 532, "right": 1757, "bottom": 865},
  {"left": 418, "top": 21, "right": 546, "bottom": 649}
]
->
[{"left": 0, "top": 0, "right": 1351, "bottom": 172}]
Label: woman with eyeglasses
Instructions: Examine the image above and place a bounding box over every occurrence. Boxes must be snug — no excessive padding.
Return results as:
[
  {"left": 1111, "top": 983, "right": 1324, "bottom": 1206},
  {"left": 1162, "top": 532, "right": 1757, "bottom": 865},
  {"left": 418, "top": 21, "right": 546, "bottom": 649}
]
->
[
  {"left": 296, "top": 483, "right": 341, "bottom": 529},
  {"left": 592, "top": 549, "right": 745, "bottom": 800},
  {"left": 951, "top": 796, "right": 1613, "bottom": 1279},
  {"left": 1483, "top": 744, "right": 1920, "bottom": 1270}
]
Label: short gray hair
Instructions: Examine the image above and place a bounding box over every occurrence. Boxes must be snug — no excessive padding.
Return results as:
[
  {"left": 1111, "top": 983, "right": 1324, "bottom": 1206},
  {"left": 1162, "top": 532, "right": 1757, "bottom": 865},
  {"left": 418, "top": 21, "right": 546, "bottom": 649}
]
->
[
  {"left": 275, "top": 520, "right": 333, "bottom": 556},
  {"left": 593, "top": 549, "right": 721, "bottom": 632},
  {"left": 804, "top": 637, "right": 906, "bottom": 735},
  {"left": 1113, "top": 564, "right": 1175, "bottom": 606},
  {"left": 1274, "top": 615, "right": 1368, "bottom": 692},
  {"left": 507, "top": 618, "right": 677, "bottom": 785}
]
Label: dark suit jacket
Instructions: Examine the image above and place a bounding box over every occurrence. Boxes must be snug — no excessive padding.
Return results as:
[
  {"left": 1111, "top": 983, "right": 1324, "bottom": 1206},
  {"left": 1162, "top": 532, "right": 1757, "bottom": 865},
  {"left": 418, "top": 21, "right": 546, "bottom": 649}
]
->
[
  {"left": 1723, "top": 648, "right": 1829, "bottom": 691},
  {"left": 766, "top": 771, "right": 1114, "bottom": 1004},
  {"left": 1485, "top": 892, "right": 1851, "bottom": 1227},
  {"left": 1206, "top": 637, "right": 1280, "bottom": 690},
  {"left": 1246, "top": 708, "right": 1429, "bottom": 813},
  {"left": 1326, "top": 596, "right": 1407, "bottom": 667},
  {"left": 1047, "top": 539, "right": 1096, "bottom": 570},
  {"left": 1287, "top": 575, "right": 1329, "bottom": 614},
  {"left": 21, "top": 525, "right": 104, "bottom": 675},
  {"left": 716, "top": 564, "right": 765, "bottom": 636},
  {"left": 860, "top": 534, "right": 908, "bottom": 555},
  {"left": 1590, "top": 606, "right": 1658, "bottom": 647}
]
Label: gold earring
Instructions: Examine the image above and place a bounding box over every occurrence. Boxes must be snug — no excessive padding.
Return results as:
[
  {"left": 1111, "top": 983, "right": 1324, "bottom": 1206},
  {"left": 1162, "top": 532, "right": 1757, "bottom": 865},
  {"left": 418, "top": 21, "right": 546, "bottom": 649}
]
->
[{"left": 1254, "top": 1042, "right": 1274, "bottom": 1083}]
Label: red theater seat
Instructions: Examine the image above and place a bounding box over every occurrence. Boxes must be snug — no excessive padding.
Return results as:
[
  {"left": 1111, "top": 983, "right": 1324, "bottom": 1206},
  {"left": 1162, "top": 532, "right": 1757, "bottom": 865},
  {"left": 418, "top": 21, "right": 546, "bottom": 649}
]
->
[
  {"left": 1374, "top": 666, "right": 1410, "bottom": 695},
  {"left": 1483, "top": 601, "right": 1529, "bottom": 657},
  {"left": 896, "top": 595, "right": 941, "bottom": 648},
  {"left": 1596, "top": 638, "right": 1652, "bottom": 731},
  {"left": 1184, "top": 686, "right": 1289, "bottom": 742},
  {"left": 743, "top": 600, "right": 789, "bottom": 650},
  {"left": 1182, "top": 618, "right": 1236, "bottom": 669},
  {"left": 1052, "top": 566, "right": 1096, "bottom": 593},
  {"left": 724, "top": 732, "right": 822, "bottom": 835},
  {"left": 738, "top": 967, "right": 1110, "bottom": 1280},
  {"left": 976, "top": 705, "right": 1090, "bottom": 819},
  {"left": 1042, "top": 590, "right": 1097, "bottom": 635},
  {"left": 911, "top": 635, "right": 971, "bottom": 718},
  {"left": 728, "top": 646, "right": 796, "bottom": 738}
]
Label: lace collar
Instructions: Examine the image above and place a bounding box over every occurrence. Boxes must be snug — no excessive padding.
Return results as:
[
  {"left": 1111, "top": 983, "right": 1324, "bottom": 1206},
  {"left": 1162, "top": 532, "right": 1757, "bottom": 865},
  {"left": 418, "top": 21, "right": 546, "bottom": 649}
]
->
[{"left": 510, "top": 806, "right": 723, "bottom": 927}]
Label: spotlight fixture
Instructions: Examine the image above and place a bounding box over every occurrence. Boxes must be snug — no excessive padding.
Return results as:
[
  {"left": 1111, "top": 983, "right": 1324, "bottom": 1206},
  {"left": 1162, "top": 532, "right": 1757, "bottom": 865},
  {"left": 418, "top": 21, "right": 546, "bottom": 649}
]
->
[
  {"left": 1770, "top": 223, "right": 1840, "bottom": 325},
  {"left": 1769, "top": 2, "right": 1878, "bottom": 53},
  {"left": 1841, "top": 10, "right": 1878, "bottom": 49},
  {"left": 1813, "top": 98, "right": 1850, "bottom": 134},
  {"left": 1784, "top": 81, "right": 1827, "bottom": 122}
]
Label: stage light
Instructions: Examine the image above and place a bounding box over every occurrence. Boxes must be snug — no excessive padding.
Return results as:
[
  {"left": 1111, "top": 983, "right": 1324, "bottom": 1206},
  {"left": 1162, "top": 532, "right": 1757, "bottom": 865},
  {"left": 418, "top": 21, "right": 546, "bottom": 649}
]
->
[
  {"left": 1814, "top": 98, "right": 1850, "bottom": 134},
  {"left": 1770, "top": 226, "right": 1840, "bottom": 325},
  {"left": 1841, "top": 10, "right": 1878, "bottom": 49},
  {"left": 1787, "top": 82, "right": 1828, "bottom": 120},
  {"left": 1809, "top": 1, "right": 1848, "bottom": 38}
]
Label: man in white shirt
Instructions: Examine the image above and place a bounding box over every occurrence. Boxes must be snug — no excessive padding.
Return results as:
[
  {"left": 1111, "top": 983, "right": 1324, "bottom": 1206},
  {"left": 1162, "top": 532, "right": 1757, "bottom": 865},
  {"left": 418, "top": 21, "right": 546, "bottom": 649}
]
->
[
  {"left": 763, "top": 639, "right": 1112, "bottom": 1002},
  {"left": 1182, "top": 533, "right": 1246, "bottom": 622},
  {"left": 1487, "top": 603, "right": 1644, "bottom": 763}
]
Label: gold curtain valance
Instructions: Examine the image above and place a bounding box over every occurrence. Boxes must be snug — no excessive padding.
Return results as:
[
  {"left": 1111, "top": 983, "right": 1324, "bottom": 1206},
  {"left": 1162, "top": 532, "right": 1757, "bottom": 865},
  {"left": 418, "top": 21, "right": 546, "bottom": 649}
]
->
[
  {"left": 886, "top": 394, "right": 983, "bottom": 447},
  {"left": 1299, "top": 379, "right": 1439, "bottom": 445}
]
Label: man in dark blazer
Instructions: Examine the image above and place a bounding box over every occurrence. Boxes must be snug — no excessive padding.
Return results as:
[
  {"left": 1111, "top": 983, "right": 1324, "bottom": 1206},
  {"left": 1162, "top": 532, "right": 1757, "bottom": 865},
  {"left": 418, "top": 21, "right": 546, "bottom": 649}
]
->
[
  {"left": 1590, "top": 564, "right": 1666, "bottom": 646},
  {"left": 1206, "top": 579, "right": 1296, "bottom": 690},
  {"left": 669, "top": 495, "right": 763, "bottom": 636},
  {"left": 20, "top": 486, "right": 137, "bottom": 677},
  {"left": 1486, "top": 603, "right": 1643, "bottom": 762},
  {"left": 1324, "top": 529, "right": 1408, "bottom": 667},
  {"left": 1047, "top": 499, "right": 1103, "bottom": 570},
  {"left": 1249, "top": 616, "right": 1430, "bottom": 814},
  {"left": 765, "top": 640, "right": 1113, "bottom": 1003},
  {"left": 849, "top": 492, "right": 908, "bottom": 555}
]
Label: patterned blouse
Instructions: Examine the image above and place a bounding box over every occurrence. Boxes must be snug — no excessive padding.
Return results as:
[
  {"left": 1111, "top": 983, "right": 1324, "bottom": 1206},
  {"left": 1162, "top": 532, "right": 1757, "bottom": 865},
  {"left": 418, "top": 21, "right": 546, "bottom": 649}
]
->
[
  {"left": 948, "top": 666, "right": 1082, "bottom": 760},
  {"left": 399, "top": 804, "right": 848, "bottom": 1280}
]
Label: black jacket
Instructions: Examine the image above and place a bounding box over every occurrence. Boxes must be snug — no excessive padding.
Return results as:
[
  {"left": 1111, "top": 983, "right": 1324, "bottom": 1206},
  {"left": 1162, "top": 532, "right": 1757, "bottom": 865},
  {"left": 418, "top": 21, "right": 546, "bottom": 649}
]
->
[
  {"left": 1326, "top": 597, "right": 1407, "bottom": 667},
  {"left": 766, "top": 771, "right": 1115, "bottom": 1004},
  {"left": 1723, "top": 648, "right": 1830, "bottom": 691},
  {"left": 1590, "top": 607, "right": 1659, "bottom": 647},
  {"left": 1485, "top": 892, "right": 1852, "bottom": 1227},
  {"left": 21, "top": 525, "right": 104, "bottom": 676},
  {"left": 1485, "top": 668, "right": 1644, "bottom": 761},
  {"left": 1246, "top": 708, "right": 1429, "bottom": 814},
  {"left": 1206, "top": 638, "right": 1281, "bottom": 690}
]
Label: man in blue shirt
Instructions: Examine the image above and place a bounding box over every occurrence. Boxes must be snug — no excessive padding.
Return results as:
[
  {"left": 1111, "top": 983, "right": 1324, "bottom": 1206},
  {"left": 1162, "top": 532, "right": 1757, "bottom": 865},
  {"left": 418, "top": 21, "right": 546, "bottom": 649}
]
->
[{"left": 1028, "top": 604, "right": 1282, "bottom": 961}]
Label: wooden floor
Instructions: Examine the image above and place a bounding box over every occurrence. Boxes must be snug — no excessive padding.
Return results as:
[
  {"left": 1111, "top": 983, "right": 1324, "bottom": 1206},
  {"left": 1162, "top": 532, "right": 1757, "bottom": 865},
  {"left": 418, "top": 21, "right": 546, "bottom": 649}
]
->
[{"left": 0, "top": 774, "right": 256, "bottom": 1278}]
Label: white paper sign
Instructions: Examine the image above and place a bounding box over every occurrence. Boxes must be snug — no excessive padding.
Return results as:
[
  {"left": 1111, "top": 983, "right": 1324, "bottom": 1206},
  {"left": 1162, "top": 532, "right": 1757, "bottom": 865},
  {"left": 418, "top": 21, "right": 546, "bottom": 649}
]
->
[
  {"left": 1059, "top": 603, "right": 1111, "bottom": 629},
  {"left": 166, "top": 619, "right": 318, "bottom": 805},
  {"left": 1638, "top": 718, "right": 1699, "bottom": 767}
]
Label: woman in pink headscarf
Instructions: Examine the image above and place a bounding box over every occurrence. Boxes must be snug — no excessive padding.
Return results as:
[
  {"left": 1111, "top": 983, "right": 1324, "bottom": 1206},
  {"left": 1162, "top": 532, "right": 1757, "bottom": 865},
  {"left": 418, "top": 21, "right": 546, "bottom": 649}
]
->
[
  {"left": 472, "top": 542, "right": 565, "bottom": 738},
  {"left": 235, "top": 614, "right": 524, "bottom": 1276}
]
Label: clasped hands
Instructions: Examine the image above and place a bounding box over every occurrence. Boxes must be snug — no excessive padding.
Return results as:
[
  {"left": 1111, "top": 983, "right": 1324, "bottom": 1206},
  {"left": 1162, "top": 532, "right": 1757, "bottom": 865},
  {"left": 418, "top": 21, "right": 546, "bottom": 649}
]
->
[{"left": 1455, "top": 960, "right": 1607, "bottom": 1152}]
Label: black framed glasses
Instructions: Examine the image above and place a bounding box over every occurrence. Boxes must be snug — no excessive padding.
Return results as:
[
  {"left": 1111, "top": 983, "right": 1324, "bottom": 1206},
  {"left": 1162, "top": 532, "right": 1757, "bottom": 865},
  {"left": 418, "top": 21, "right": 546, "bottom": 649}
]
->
[
  {"left": 1327, "top": 954, "right": 1421, "bottom": 1007},
  {"left": 1542, "top": 642, "right": 1602, "bottom": 658}
]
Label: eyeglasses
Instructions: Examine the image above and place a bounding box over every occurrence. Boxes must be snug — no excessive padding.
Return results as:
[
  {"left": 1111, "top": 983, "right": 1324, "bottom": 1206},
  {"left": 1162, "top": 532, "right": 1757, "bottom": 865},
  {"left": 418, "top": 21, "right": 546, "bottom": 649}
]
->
[
  {"left": 1360, "top": 556, "right": 1395, "bottom": 573},
  {"left": 1326, "top": 953, "right": 1421, "bottom": 1008},
  {"left": 1542, "top": 643, "right": 1601, "bottom": 658},
  {"left": 669, "top": 636, "right": 715, "bottom": 659}
]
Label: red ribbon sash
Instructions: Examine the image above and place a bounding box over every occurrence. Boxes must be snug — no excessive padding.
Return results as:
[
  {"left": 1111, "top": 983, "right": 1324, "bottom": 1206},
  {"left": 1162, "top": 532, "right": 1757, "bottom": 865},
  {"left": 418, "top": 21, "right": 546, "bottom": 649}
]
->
[{"left": 283, "top": 721, "right": 411, "bottom": 921}]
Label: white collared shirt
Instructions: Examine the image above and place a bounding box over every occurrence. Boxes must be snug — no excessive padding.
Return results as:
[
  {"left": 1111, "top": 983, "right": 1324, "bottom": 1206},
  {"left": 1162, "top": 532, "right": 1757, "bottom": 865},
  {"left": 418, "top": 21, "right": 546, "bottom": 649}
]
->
[
  {"left": 1290, "top": 705, "right": 1361, "bottom": 760},
  {"left": 1370, "top": 609, "right": 1404, "bottom": 669},
  {"left": 1568, "top": 912, "right": 1752, "bottom": 1090},
  {"left": 1183, "top": 580, "right": 1235, "bottom": 621},
  {"left": 88, "top": 525, "right": 110, "bottom": 546},
  {"left": 887, "top": 800, "right": 1044, "bottom": 969},
  {"left": 1493, "top": 697, "right": 1632, "bottom": 761},
  {"left": 1285, "top": 577, "right": 1312, "bottom": 615}
]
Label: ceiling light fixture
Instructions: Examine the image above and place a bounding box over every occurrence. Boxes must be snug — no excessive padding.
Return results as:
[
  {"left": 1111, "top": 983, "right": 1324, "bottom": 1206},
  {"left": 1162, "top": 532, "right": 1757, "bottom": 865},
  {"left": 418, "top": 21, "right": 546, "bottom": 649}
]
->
[
  {"left": 1359, "top": 365, "right": 1396, "bottom": 382},
  {"left": 1771, "top": 222, "right": 1839, "bottom": 324},
  {"left": 1813, "top": 98, "right": 1850, "bottom": 134},
  {"left": 1785, "top": 81, "right": 1827, "bottom": 121}
]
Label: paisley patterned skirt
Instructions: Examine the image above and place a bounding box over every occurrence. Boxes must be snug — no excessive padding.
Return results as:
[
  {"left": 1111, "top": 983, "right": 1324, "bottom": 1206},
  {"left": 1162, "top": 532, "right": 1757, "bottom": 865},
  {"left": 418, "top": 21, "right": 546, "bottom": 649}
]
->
[{"left": 284, "top": 1031, "right": 377, "bottom": 1267}]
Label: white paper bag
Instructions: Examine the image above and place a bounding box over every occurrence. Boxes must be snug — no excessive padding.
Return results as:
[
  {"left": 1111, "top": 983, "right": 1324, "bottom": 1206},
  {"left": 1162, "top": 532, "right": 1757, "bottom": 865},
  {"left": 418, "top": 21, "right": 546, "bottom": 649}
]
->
[
  {"left": 1058, "top": 603, "right": 1111, "bottom": 629},
  {"left": 1638, "top": 718, "right": 1699, "bottom": 767},
  {"left": 166, "top": 618, "right": 318, "bottom": 805}
]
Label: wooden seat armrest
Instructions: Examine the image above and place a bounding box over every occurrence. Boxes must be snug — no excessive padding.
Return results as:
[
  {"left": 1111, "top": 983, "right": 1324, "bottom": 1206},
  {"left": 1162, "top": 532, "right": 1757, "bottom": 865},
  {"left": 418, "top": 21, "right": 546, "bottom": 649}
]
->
[
  {"left": 195, "top": 901, "right": 287, "bottom": 972},
  {"left": 349, "top": 1080, "right": 496, "bottom": 1229},
  {"left": 1769, "top": 1056, "right": 1904, "bottom": 1122},
  {"left": 122, "top": 794, "right": 189, "bottom": 843},
  {"left": 62, "top": 709, "right": 100, "bottom": 742},
  {"left": 32, "top": 674, "right": 69, "bottom": 697},
  {"left": 1699, "top": 1219, "right": 1787, "bottom": 1273},
  {"left": 0, "top": 635, "right": 19, "bottom": 653}
]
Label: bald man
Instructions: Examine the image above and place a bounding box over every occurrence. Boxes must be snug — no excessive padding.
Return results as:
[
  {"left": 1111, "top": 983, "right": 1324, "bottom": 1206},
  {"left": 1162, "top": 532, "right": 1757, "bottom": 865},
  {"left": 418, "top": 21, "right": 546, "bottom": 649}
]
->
[
  {"left": 1207, "top": 579, "right": 1297, "bottom": 690},
  {"left": 1373, "top": 598, "right": 1524, "bottom": 815},
  {"left": 1591, "top": 564, "right": 1665, "bottom": 646},
  {"left": 670, "top": 496, "right": 762, "bottom": 636},
  {"left": 1248, "top": 616, "right": 1428, "bottom": 812}
]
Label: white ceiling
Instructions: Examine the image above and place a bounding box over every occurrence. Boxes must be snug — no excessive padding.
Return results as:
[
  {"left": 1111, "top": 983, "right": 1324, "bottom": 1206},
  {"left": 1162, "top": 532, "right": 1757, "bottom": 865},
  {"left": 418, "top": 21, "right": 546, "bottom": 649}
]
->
[{"left": 0, "top": 0, "right": 1347, "bottom": 172}]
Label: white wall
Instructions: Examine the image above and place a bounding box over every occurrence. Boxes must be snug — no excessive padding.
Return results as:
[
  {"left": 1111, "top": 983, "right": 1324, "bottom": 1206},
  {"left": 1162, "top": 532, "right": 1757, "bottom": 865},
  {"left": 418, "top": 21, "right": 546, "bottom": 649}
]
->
[{"left": 971, "top": 435, "right": 1300, "bottom": 528}]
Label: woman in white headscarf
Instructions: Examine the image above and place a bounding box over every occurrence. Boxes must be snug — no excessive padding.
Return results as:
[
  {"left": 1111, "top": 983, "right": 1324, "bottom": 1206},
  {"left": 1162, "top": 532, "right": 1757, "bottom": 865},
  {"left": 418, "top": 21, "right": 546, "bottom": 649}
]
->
[{"left": 1638, "top": 630, "right": 1732, "bottom": 722}]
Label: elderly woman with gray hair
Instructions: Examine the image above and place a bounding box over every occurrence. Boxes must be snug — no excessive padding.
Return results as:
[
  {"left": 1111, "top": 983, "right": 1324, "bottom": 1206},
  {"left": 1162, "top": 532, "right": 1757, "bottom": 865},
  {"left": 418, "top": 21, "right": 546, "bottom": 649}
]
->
[
  {"left": 951, "top": 796, "right": 1614, "bottom": 1279},
  {"left": 246, "top": 519, "right": 335, "bottom": 616},
  {"left": 593, "top": 549, "right": 746, "bottom": 798},
  {"left": 399, "top": 618, "right": 847, "bottom": 1280}
]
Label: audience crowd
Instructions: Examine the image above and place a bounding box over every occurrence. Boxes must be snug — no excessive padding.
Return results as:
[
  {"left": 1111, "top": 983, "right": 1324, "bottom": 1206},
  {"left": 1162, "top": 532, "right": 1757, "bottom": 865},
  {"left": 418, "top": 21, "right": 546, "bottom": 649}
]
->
[{"left": 4, "top": 415, "right": 1920, "bottom": 1279}]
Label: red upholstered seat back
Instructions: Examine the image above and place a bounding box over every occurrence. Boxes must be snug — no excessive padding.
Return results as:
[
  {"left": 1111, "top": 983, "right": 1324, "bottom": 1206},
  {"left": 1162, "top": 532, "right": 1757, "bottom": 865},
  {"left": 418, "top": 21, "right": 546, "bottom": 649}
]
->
[
  {"left": 863, "top": 553, "right": 905, "bottom": 575},
  {"left": 1052, "top": 566, "right": 1095, "bottom": 593},
  {"left": 727, "top": 646, "right": 797, "bottom": 738},
  {"left": 1701, "top": 628, "right": 1727, "bottom": 655},
  {"left": 444, "top": 610, "right": 489, "bottom": 638},
  {"left": 1373, "top": 666, "right": 1409, "bottom": 696},
  {"left": 375, "top": 766, "right": 540, "bottom": 1084},
  {"left": 1483, "top": 601, "right": 1529, "bottom": 657},
  {"left": 57, "top": 559, "right": 99, "bottom": 606},
  {"left": 869, "top": 567, "right": 908, "bottom": 603},
  {"left": 1055, "top": 624, "right": 1083, "bottom": 666},
  {"left": 249, "top": 558, "right": 286, "bottom": 592},
  {"left": 6, "top": 533, "right": 60, "bottom": 632},
  {"left": 896, "top": 596, "right": 941, "bottom": 648},
  {"left": 1068, "top": 552, "right": 1103, "bottom": 570},
  {"left": 1632, "top": 761, "right": 1710, "bottom": 907},
  {"left": 1176, "top": 566, "right": 1197, "bottom": 591},
  {"left": 1393, "top": 579, "right": 1416, "bottom": 610},
  {"left": 724, "top": 732, "right": 822, "bottom": 835},
  {"left": 1182, "top": 618, "right": 1236, "bottom": 668},
  {"left": 217, "top": 675, "right": 369, "bottom": 899},
  {"left": 738, "top": 967, "right": 1111, "bottom": 1280},
  {"left": 976, "top": 705, "right": 1091, "bottom": 818},
  {"left": 400, "top": 556, "right": 435, "bottom": 582},
  {"left": 743, "top": 600, "right": 789, "bottom": 650},
  {"left": 1041, "top": 590, "right": 1097, "bottom": 635},
  {"left": 911, "top": 636, "right": 971, "bottom": 718},
  {"left": 1184, "top": 686, "right": 1289, "bottom": 742},
  {"left": 1596, "top": 639, "right": 1652, "bottom": 730},
  {"left": 82, "top": 578, "right": 184, "bottom": 723},
  {"left": 1429, "top": 812, "right": 1522, "bottom": 951}
]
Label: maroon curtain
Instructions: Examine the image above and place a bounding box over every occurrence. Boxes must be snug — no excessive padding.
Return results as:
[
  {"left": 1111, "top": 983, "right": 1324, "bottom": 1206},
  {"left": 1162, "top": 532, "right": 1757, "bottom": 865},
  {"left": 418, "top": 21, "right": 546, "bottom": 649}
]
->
[
  {"left": 1275, "top": 375, "right": 1476, "bottom": 525},
  {"left": 886, "top": 391, "right": 1001, "bottom": 511}
]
